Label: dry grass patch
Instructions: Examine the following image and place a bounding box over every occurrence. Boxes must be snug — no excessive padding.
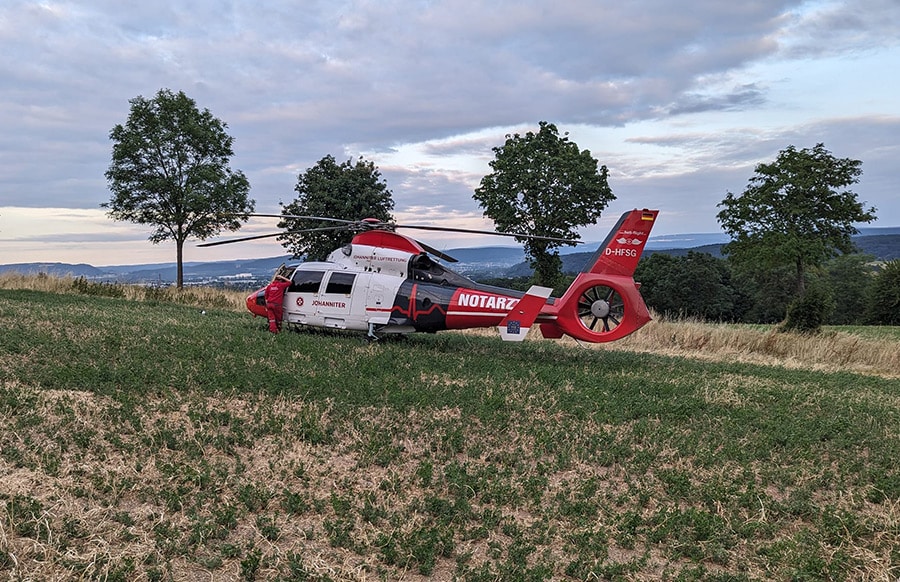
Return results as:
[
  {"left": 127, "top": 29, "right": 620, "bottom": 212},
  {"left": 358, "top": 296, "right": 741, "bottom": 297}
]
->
[
  {"left": 559, "top": 316, "right": 900, "bottom": 379},
  {"left": 0, "top": 387, "right": 553, "bottom": 579},
  {"left": 0, "top": 272, "right": 249, "bottom": 312}
]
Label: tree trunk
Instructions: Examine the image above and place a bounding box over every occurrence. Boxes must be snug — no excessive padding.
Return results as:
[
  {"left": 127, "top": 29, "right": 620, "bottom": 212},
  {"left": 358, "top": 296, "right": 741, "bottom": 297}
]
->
[{"left": 176, "top": 238, "right": 184, "bottom": 288}]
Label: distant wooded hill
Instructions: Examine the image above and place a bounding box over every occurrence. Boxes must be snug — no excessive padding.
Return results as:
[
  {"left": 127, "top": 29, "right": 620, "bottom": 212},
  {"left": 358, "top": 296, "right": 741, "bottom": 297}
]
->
[
  {"left": 2, "top": 233, "right": 898, "bottom": 284},
  {"left": 502, "top": 233, "right": 900, "bottom": 277}
]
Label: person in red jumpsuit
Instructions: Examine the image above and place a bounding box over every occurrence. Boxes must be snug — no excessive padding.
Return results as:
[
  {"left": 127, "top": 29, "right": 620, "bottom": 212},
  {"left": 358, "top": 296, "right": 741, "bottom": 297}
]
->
[{"left": 264, "top": 274, "right": 292, "bottom": 333}]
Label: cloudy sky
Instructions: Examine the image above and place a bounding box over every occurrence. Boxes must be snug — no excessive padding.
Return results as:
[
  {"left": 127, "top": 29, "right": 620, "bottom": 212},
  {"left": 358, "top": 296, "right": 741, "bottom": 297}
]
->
[{"left": 1, "top": 0, "right": 898, "bottom": 266}]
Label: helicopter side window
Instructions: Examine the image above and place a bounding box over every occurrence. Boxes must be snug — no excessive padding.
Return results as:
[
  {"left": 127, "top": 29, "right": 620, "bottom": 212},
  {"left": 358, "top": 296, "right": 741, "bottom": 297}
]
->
[
  {"left": 325, "top": 272, "right": 356, "bottom": 295},
  {"left": 291, "top": 270, "right": 325, "bottom": 293}
]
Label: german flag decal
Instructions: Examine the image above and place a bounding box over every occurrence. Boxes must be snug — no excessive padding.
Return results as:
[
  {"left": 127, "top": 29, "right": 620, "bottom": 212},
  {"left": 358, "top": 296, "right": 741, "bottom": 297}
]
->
[{"left": 641, "top": 211, "right": 655, "bottom": 221}]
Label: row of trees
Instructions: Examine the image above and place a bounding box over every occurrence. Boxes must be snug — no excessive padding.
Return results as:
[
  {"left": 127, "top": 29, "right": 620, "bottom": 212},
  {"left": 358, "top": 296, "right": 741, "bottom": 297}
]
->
[
  {"left": 634, "top": 251, "right": 900, "bottom": 327},
  {"left": 103, "top": 89, "right": 896, "bottom": 331},
  {"left": 103, "top": 91, "right": 613, "bottom": 288},
  {"left": 703, "top": 142, "right": 886, "bottom": 331}
]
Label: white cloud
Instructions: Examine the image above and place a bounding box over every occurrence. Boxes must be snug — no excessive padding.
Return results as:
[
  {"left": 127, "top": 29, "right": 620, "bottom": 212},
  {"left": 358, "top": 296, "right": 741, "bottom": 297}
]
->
[{"left": 0, "top": 0, "right": 898, "bottom": 264}]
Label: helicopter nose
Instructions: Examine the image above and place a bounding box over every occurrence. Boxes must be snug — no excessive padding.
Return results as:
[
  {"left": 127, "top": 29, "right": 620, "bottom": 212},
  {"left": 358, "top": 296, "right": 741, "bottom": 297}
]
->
[{"left": 246, "top": 289, "right": 267, "bottom": 317}]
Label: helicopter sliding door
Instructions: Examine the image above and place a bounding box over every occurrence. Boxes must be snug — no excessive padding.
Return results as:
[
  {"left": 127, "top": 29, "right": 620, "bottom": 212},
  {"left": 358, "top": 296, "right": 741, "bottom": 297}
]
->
[
  {"left": 315, "top": 271, "right": 370, "bottom": 331},
  {"left": 283, "top": 268, "right": 324, "bottom": 326}
]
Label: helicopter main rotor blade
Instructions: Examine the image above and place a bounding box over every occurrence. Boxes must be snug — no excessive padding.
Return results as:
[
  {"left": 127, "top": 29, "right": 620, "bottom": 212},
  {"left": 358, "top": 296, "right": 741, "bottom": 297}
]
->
[
  {"left": 197, "top": 225, "right": 347, "bottom": 247},
  {"left": 238, "top": 214, "right": 392, "bottom": 233},
  {"left": 230, "top": 213, "right": 578, "bottom": 243},
  {"left": 243, "top": 214, "right": 358, "bottom": 224},
  {"left": 197, "top": 232, "right": 283, "bottom": 247},
  {"left": 393, "top": 223, "right": 580, "bottom": 244},
  {"left": 415, "top": 241, "right": 458, "bottom": 263}
]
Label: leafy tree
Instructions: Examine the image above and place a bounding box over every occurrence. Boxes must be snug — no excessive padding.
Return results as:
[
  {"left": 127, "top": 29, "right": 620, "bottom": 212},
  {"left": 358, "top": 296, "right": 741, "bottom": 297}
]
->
[
  {"left": 717, "top": 143, "right": 875, "bottom": 296},
  {"left": 866, "top": 260, "right": 900, "bottom": 325},
  {"left": 824, "top": 253, "right": 876, "bottom": 325},
  {"left": 781, "top": 279, "right": 835, "bottom": 334},
  {"left": 104, "top": 89, "right": 253, "bottom": 287},
  {"left": 732, "top": 264, "right": 797, "bottom": 324},
  {"left": 474, "top": 121, "right": 615, "bottom": 288},
  {"left": 279, "top": 155, "right": 394, "bottom": 260},
  {"left": 634, "top": 251, "right": 747, "bottom": 321}
]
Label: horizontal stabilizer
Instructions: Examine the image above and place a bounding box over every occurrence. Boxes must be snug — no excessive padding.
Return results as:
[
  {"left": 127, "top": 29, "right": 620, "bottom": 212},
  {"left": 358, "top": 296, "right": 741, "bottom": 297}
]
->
[{"left": 498, "top": 285, "right": 553, "bottom": 341}]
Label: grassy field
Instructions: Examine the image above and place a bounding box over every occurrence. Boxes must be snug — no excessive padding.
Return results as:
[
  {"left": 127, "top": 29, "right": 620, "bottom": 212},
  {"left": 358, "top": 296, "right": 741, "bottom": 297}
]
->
[{"left": 1, "top": 277, "right": 898, "bottom": 581}]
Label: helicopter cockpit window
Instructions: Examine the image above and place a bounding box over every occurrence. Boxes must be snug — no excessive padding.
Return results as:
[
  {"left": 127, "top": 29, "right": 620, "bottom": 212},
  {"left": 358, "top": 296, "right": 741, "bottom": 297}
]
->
[
  {"left": 291, "top": 270, "right": 325, "bottom": 293},
  {"left": 325, "top": 272, "right": 356, "bottom": 295}
]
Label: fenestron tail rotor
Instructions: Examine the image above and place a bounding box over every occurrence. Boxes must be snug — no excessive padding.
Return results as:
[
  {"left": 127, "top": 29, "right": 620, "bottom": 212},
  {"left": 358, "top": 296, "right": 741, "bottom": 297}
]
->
[{"left": 577, "top": 285, "right": 624, "bottom": 334}]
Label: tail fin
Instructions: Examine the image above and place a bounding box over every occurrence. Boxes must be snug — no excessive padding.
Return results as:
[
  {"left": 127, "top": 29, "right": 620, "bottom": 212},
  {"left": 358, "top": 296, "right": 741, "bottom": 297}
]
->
[{"left": 583, "top": 209, "right": 658, "bottom": 277}]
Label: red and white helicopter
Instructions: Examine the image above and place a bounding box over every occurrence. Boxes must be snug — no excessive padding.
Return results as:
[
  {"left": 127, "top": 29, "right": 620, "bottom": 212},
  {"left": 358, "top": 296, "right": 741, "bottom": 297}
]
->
[{"left": 201, "top": 208, "right": 659, "bottom": 343}]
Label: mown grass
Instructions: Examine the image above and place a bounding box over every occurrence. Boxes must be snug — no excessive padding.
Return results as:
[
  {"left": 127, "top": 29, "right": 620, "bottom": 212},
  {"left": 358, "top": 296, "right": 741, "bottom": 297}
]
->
[
  {"left": 824, "top": 325, "right": 900, "bottom": 341},
  {"left": 1, "top": 282, "right": 899, "bottom": 580}
]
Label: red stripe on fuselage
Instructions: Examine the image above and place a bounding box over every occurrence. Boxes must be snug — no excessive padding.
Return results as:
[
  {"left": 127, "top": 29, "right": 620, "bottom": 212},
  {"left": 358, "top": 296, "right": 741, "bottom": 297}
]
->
[{"left": 445, "top": 288, "right": 522, "bottom": 329}]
